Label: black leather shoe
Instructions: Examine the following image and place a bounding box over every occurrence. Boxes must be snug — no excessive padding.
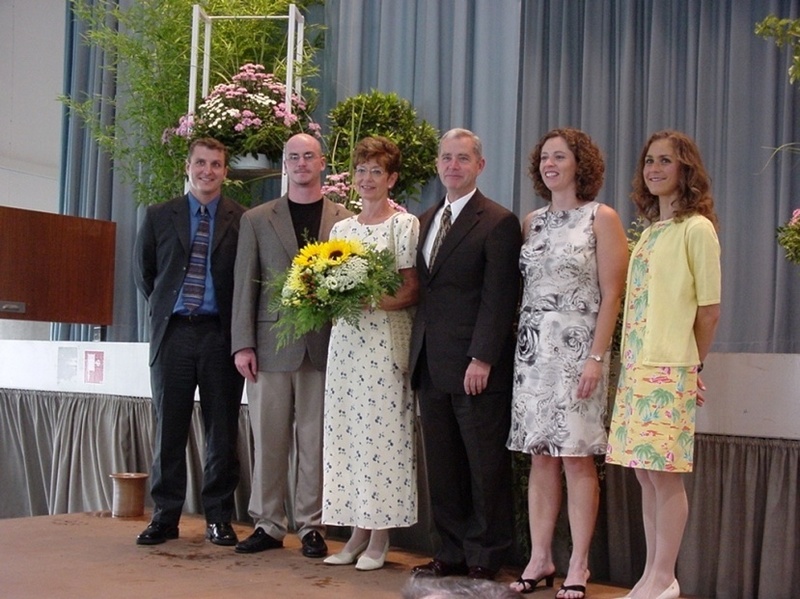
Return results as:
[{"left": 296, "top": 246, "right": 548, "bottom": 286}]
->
[
  {"left": 467, "top": 565, "right": 497, "bottom": 580},
  {"left": 234, "top": 527, "right": 283, "bottom": 554},
  {"left": 205, "top": 522, "right": 238, "bottom": 546},
  {"left": 136, "top": 521, "right": 179, "bottom": 545},
  {"left": 412, "top": 559, "right": 469, "bottom": 577},
  {"left": 300, "top": 530, "right": 328, "bottom": 558}
]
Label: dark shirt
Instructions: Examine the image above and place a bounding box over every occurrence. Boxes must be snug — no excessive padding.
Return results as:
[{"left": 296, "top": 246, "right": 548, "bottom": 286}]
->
[{"left": 288, "top": 198, "right": 324, "bottom": 246}]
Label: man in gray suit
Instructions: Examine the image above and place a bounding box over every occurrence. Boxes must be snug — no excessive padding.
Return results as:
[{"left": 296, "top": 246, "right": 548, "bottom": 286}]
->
[
  {"left": 409, "top": 128, "right": 522, "bottom": 580},
  {"left": 231, "top": 133, "right": 351, "bottom": 557},
  {"left": 134, "top": 137, "right": 245, "bottom": 546}
]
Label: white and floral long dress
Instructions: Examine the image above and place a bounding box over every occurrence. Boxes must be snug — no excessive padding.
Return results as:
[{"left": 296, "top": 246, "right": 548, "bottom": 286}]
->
[
  {"left": 322, "top": 211, "right": 419, "bottom": 529},
  {"left": 507, "top": 202, "right": 609, "bottom": 457}
]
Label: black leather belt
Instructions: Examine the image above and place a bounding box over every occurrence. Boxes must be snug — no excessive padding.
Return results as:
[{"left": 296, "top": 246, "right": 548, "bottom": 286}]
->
[{"left": 172, "top": 313, "right": 219, "bottom": 324}]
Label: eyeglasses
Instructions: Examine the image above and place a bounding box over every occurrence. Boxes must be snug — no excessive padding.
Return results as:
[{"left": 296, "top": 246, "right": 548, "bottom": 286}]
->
[
  {"left": 354, "top": 167, "right": 386, "bottom": 177},
  {"left": 286, "top": 152, "right": 318, "bottom": 163}
]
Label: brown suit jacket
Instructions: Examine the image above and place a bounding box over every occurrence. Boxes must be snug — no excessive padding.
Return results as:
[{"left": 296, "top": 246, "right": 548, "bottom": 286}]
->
[
  {"left": 410, "top": 190, "right": 521, "bottom": 394},
  {"left": 230, "top": 195, "right": 352, "bottom": 372}
]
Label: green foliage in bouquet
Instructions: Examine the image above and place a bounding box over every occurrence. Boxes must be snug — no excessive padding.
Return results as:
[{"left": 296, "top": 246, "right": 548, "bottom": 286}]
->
[{"left": 268, "top": 238, "right": 403, "bottom": 348}]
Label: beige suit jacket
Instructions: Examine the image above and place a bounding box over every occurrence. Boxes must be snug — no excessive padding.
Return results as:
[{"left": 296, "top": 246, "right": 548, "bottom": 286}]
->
[{"left": 231, "top": 195, "right": 352, "bottom": 372}]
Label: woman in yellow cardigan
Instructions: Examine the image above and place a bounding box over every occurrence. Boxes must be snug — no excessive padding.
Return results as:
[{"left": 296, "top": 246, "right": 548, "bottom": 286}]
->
[{"left": 606, "top": 130, "right": 721, "bottom": 599}]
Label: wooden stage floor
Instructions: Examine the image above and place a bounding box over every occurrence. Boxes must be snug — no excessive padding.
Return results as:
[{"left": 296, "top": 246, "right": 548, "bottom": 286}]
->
[{"left": 1, "top": 512, "right": 636, "bottom": 598}]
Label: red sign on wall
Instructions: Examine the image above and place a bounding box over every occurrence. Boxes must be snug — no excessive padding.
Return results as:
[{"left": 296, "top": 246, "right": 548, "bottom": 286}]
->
[{"left": 84, "top": 351, "right": 105, "bottom": 384}]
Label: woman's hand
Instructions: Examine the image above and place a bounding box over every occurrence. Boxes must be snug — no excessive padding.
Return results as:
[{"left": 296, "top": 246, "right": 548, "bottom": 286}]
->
[
  {"left": 577, "top": 359, "right": 603, "bottom": 399},
  {"left": 696, "top": 376, "right": 707, "bottom": 407}
]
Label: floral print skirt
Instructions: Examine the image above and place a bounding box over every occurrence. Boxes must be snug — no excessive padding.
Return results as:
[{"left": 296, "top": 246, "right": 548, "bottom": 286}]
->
[{"left": 606, "top": 224, "right": 698, "bottom": 473}]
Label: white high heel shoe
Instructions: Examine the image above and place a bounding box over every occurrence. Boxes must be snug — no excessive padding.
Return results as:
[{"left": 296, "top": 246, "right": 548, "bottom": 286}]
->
[
  {"left": 654, "top": 579, "right": 680, "bottom": 599},
  {"left": 354, "top": 539, "right": 390, "bottom": 571},
  {"left": 323, "top": 540, "right": 369, "bottom": 565}
]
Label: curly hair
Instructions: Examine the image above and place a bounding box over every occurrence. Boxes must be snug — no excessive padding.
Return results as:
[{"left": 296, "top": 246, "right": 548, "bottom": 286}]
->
[
  {"left": 528, "top": 128, "right": 605, "bottom": 202},
  {"left": 353, "top": 135, "right": 402, "bottom": 174},
  {"left": 631, "top": 130, "right": 719, "bottom": 230}
]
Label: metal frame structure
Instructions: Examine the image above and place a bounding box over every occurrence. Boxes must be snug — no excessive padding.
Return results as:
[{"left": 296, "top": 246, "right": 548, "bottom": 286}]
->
[{"left": 188, "top": 4, "right": 305, "bottom": 193}]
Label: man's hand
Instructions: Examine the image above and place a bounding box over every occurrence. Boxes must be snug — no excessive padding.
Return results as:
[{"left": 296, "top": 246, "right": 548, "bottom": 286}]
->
[
  {"left": 234, "top": 348, "right": 258, "bottom": 383},
  {"left": 464, "top": 358, "right": 491, "bottom": 396}
]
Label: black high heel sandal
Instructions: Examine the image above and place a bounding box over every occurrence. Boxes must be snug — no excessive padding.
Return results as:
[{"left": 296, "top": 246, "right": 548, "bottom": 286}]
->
[
  {"left": 514, "top": 574, "right": 555, "bottom": 594},
  {"left": 556, "top": 583, "right": 587, "bottom": 599}
]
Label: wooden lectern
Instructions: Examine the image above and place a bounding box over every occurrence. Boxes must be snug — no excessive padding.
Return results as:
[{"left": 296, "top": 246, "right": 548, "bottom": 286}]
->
[{"left": 0, "top": 206, "right": 116, "bottom": 325}]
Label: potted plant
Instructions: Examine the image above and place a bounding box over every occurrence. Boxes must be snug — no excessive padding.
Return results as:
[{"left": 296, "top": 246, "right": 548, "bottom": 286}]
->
[
  {"left": 62, "top": 0, "right": 321, "bottom": 206},
  {"left": 756, "top": 15, "right": 800, "bottom": 267},
  {"left": 169, "top": 63, "right": 320, "bottom": 168},
  {"left": 322, "top": 90, "right": 440, "bottom": 210}
]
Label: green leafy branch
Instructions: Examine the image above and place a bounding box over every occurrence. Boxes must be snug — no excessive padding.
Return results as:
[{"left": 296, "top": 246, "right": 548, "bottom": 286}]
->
[{"left": 755, "top": 14, "right": 800, "bottom": 84}]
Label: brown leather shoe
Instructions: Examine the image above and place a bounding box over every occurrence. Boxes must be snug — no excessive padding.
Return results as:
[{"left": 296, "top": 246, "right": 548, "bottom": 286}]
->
[
  {"left": 467, "top": 565, "right": 497, "bottom": 580},
  {"left": 412, "top": 559, "right": 469, "bottom": 577}
]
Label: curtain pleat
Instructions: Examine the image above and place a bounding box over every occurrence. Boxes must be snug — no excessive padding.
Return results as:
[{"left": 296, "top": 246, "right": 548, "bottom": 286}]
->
[
  {"left": 0, "top": 389, "right": 252, "bottom": 523},
  {"left": 604, "top": 434, "right": 800, "bottom": 598}
]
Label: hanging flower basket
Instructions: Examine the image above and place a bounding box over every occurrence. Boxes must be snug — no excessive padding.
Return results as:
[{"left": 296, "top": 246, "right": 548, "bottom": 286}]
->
[{"left": 168, "top": 63, "right": 320, "bottom": 163}]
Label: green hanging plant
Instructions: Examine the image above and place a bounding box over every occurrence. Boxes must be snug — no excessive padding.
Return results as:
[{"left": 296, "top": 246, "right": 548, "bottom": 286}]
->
[{"left": 755, "top": 14, "right": 800, "bottom": 83}]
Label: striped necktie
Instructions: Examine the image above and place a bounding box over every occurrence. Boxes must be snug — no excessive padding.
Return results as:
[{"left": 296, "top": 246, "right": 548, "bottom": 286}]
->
[
  {"left": 182, "top": 206, "right": 210, "bottom": 312},
  {"left": 429, "top": 204, "right": 452, "bottom": 266}
]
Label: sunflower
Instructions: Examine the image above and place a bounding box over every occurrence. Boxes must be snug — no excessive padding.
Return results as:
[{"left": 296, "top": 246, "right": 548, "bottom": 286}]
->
[
  {"left": 320, "top": 238, "right": 363, "bottom": 263},
  {"left": 293, "top": 241, "right": 326, "bottom": 267}
]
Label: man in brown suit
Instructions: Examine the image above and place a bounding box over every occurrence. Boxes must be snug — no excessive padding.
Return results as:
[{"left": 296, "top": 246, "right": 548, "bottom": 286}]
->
[
  {"left": 230, "top": 133, "right": 351, "bottom": 557},
  {"left": 410, "top": 128, "right": 522, "bottom": 580}
]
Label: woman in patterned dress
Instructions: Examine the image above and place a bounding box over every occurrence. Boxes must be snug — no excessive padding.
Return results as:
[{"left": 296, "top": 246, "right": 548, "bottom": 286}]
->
[
  {"left": 606, "top": 131, "right": 721, "bottom": 599},
  {"left": 321, "top": 136, "right": 420, "bottom": 571},
  {"left": 508, "top": 129, "right": 628, "bottom": 598}
]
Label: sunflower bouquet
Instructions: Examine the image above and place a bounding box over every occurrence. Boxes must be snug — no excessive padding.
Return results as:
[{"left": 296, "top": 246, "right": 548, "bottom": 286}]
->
[{"left": 269, "top": 238, "right": 403, "bottom": 347}]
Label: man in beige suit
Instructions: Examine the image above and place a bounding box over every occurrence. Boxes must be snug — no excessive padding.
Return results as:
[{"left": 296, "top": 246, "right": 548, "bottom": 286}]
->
[{"left": 231, "top": 133, "right": 352, "bottom": 557}]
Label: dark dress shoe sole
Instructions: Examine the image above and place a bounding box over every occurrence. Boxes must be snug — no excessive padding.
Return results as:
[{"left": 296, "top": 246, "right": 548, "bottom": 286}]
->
[
  {"left": 301, "top": 545, "right": 328, "bottom": 558},
  {"left": 136, "top": 524, "right": 179, "bottom": 545},
  {"left": 301, "top": 531, "right": 328, "bottom": 558},
  {"left": 207, "top": 535, "right": 238, "bottom": 546},
  {"left": 205, "top": 523, "right": 238, "bottom": 546},
  {"left": 412, "top": 559, "right": 469, "bottom": 577},
  {"left": 136, "top": 536, "right": 168, "bottom": 546},
  {"left": 234, "top": 532, "right": 283, "bottom": 554},
  {"left": 467, "top": 566, "right": 497, "bottom": 580}
]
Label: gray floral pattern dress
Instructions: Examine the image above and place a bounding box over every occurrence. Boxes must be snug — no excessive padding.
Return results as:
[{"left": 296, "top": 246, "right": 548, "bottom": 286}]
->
[{"left": 507, "top": 202, "right": 609, "bottom": 456}]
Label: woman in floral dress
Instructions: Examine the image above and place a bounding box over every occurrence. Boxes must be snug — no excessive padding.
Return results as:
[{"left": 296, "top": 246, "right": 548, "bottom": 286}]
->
[
  {"left": 606, "top": 130, "right": 721, "bottom": 599},
  {"left": 508, "top": 129, "right": 628, "bottom": 598},
  {"left": 322, "top": 136, "right": 419, "bottom": 571}
]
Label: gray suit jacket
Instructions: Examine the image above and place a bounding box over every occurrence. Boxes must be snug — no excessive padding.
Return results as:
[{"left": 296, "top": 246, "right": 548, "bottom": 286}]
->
[
  {"left": 134, "top": 195, "right": 246, "bottom": 365},
  {"left": 230, "top": 195, "right": 352, "bottom": 372},
  {"left": 409, "top": 190, "right": 522, "bottom": 394}
]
